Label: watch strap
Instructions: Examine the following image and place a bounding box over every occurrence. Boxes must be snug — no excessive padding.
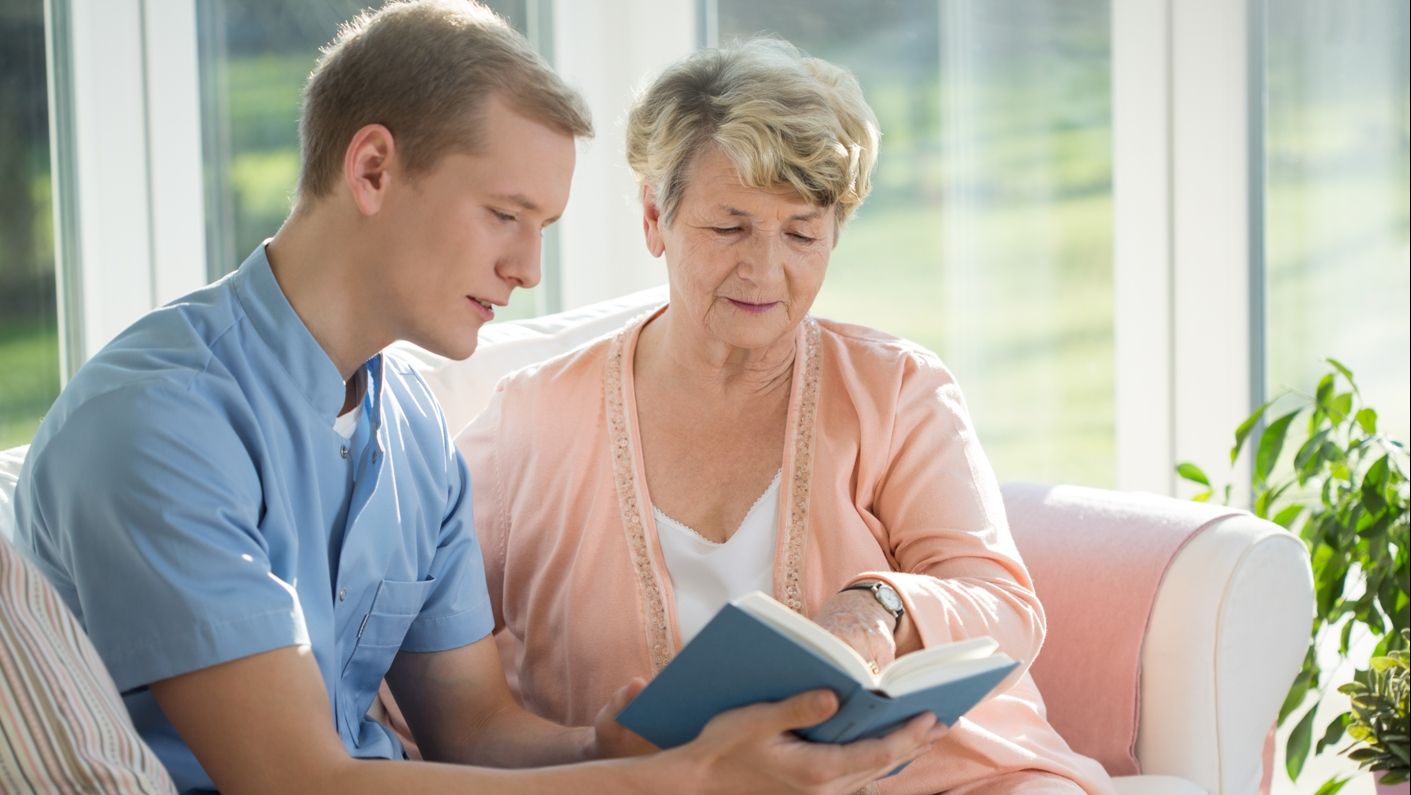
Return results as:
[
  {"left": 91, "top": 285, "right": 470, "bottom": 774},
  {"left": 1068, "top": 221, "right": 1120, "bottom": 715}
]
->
[{"left": 842, "top": 580, "right": 904, "bottom": 627}]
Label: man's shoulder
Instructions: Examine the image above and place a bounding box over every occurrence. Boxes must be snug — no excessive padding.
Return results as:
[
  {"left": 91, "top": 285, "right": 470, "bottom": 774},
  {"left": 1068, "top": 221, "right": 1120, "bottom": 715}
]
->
[{"left": 51, "top": 318, "right": 241, "bottom": 433}]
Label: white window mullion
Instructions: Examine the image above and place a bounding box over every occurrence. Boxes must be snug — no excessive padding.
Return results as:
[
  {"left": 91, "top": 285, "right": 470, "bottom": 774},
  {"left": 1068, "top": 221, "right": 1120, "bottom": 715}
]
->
[
  {"left": 551, "top": 0, "right": 694, "bottom": 310},
  {"left": 1112, "top": 0, "right": 1176, "bottom": 495},
  {"left": 1113, "top": 0, "right": 1256, "bottom": 498},
  {"left": 1169, "top": 0, "right": 1256, "bottom": 499},
  {"left": 46, "top": 0, "right": 205, "bottom": 370},
  {"left": 51, "top": 0, "right": 153, "bottom": 365},
  {"left": 142, "top": 0, "right": 207, "bottom": 306}
]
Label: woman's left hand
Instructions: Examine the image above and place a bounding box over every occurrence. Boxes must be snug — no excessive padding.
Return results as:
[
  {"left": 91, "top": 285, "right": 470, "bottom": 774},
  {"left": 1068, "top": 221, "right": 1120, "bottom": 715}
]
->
[{"left": 812, "top": 590, "right": 899, "bottom": 674}]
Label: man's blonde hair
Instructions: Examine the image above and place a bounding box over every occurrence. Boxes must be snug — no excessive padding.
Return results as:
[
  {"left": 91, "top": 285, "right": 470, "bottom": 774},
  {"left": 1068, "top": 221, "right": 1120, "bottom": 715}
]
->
[
  {"left": 626, "top": 38, "right": 880, "bottom": 229},
  {"left": 298, "top": 0, "right": 592, "bottom": 199}
]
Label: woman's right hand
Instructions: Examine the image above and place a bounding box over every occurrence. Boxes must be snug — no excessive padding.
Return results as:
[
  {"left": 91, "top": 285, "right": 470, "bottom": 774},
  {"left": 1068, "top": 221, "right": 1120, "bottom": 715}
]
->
[{"left": 667, "top": 689, "right": 946, "bottom": 795}]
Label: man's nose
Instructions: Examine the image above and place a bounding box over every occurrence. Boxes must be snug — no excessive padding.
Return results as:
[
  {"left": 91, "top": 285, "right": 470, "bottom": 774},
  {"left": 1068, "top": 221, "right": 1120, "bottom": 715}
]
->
[{"left": 502, "top": 228, "right": 543, "bottom": 290}]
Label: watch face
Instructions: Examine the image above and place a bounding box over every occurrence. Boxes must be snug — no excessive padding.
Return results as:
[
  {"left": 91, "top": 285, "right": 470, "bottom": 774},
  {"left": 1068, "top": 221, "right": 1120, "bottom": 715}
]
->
[{"left": 876, "top": 585, "right": 903, "bottom": 613}]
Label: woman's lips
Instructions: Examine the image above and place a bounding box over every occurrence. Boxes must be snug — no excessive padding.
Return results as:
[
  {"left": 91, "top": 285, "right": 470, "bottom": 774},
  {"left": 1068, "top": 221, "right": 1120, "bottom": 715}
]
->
[{"left": 726, "top": 298, "right": 778, "bottom": 314}]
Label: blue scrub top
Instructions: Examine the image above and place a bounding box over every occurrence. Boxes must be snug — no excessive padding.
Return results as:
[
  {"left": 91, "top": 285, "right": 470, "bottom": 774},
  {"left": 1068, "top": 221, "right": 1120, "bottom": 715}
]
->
[{"left": 15, "top": 245, "right": 494, "bottom": 792}]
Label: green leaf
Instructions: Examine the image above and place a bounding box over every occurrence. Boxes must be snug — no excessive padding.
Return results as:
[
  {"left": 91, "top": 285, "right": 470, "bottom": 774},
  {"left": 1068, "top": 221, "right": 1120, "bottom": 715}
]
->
[
  {"left": 1232, "top": 403, "right": 1271, "bottom": 464},
  {"left": 1356, "top": 506, "right": 1385, "bottom": 533},
  {"left": 1273, "top": 503, "right": 1305, "bottom": 530},
  {"left": 1316, "top": 712, "right": 1350, "bottom": 754},
  {"left": 1191, "top": 489, "right": 1213, "bottom": 503},
  {"left": 1295, "top": 429, "right": 1333, "bottom": 482},
  {"left": 1363, "top": 456, "right": 1391, "bottom": 513},
  {"left": 1329, "top": 393, "right": 1354, "bottom": 424},
  {"left": 1379, "top": 578, "right": 1408, "bottom": 627},
  {"left": 1287, "top": 704, "right": 1319, "bottom": 780},
  {"left": 1327, "top": 357, "right": 1357, "bottom": 388},
  {"left": 1316, "top": 373, "right": 1337, "bottom": 407},
  {"left": 1348, "top": 745, "right": 1379, "bottom": 760},
  {"left": 1312, "top": 776, "right": 1351, "bottom": 795},
  {"left": 1256, "top": 480, "right": 1294, "bottom": 519},
  {"left": 1256, "top": 411, "right": 1300, "bottom": 485},
  {"left": 1176, "top": 462, "right": 1211, "bottom": 487},
  {"left": 1356, "top": 408, "right": 1378, "bottom": 435},
  {"left": 1280, "top": 668, "right": 1313, "bottom": 723}
]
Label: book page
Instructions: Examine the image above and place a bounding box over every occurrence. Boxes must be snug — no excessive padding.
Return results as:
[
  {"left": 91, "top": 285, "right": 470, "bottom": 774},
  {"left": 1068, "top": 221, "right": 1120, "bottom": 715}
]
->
[
  {"left": 881, "top": 647, "right": 1012, "bottom": 697},
  {"left": 733, "top": 592, "right": 878, "bottom": 685},
  {"left": 732, "top": 592, "right": 1008, "bottom": 696}
]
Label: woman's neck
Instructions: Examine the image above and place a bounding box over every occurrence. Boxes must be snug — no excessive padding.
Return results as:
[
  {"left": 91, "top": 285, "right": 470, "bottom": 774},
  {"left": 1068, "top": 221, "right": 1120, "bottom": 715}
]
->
[{"left": 635, "top": 306, "right": 797, "bottom": 404}]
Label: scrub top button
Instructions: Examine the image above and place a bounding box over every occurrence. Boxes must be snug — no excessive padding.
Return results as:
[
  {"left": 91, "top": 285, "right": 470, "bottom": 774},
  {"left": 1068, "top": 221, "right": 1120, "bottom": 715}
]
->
[{"left": 338, "top": 588, "right": 348, "bottom": 602}]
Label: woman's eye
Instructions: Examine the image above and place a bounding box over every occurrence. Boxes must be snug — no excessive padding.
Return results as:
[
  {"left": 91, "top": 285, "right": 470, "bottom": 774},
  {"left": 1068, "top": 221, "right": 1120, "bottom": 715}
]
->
[
  {"left": 491, "top": 209, "right": 517, "bottom": 223},
  {"left": 711, "top": 226, "right": 742, "bottom": 236},
  {"left": 788, "top": 232, "right": 818, "bottom": 244}
]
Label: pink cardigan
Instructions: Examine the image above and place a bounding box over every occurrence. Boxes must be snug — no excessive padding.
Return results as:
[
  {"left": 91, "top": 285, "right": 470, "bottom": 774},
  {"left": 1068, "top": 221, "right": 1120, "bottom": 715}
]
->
[{"left": 459, "top": 309, "right": 1113, "bottom": 794}]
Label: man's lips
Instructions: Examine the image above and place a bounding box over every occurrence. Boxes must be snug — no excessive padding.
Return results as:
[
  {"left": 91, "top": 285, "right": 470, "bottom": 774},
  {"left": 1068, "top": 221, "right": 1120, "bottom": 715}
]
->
[{"left": 467, "top": 295, "right": 499, "bottom": 321}]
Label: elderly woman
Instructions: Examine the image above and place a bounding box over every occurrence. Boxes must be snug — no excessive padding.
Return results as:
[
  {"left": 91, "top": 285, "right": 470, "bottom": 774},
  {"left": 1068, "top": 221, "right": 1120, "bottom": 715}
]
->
[{"left": 446, "top": 39, "right": 1109, "bottom": 794}]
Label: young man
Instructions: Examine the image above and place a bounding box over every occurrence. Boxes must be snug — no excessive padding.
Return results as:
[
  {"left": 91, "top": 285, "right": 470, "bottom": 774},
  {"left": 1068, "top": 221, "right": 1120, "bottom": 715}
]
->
[{"left": 13, "top": 1, "right": 943, "bottom": 793}]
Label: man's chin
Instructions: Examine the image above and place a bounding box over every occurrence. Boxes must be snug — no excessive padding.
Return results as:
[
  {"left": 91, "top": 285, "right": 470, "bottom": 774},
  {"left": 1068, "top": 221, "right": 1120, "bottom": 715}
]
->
[{"left": 416, "top": 332, "right": 479, "bottom": 361}]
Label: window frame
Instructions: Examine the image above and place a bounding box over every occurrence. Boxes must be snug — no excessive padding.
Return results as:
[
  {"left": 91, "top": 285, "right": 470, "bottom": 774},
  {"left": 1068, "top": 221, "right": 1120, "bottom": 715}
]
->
[
  {"left": 43, "top": 0, "right": 1278, "bottom": 496},
  {"left": 45, "top": 0, "right": 207, "bottom": 381}
]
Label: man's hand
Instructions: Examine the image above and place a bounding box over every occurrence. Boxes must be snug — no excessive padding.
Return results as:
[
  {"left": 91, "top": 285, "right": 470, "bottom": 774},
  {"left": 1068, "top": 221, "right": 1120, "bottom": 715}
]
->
[
  {"left": 670, "top": 689, "right": 946, "bottom": 795},
  {"left": 813, "top": 590, "right": 899, "bottom": 674},
  {"left": 590, "top": 678, "right": 658, "bottom": 758}
]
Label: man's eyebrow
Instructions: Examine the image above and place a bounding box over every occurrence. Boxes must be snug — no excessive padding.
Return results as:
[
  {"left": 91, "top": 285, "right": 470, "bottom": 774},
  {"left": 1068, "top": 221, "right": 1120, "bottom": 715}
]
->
[
  {"left": 490, "top": 193, "right": 560, "bottom": 225},
  {"left": 491, "top": 193, "right": 539, "bottom": 211},
  {"left": 722, "top": 205, "right": 824, "bottom": 222}
]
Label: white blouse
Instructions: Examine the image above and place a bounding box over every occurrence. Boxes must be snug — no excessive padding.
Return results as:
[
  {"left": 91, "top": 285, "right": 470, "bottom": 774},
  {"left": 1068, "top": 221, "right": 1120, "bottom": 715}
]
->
[{"left": 653, "top": 471, "right": 781, "bottom": 644}]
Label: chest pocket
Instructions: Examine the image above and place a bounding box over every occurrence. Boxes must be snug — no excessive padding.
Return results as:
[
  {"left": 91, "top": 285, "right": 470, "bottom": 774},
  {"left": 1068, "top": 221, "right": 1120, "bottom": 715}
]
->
[{"left": 340, "top": 576, "right": 436, "bottom": 742}]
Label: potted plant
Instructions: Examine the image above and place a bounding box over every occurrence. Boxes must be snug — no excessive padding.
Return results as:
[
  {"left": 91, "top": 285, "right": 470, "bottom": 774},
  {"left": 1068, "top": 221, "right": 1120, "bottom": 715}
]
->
[
  {"left": 1338, "top": 630, "right": 1409, "bottom": 793},
  {"left": 1177, "top": 360, "right": 1410, "bottom": 785}
]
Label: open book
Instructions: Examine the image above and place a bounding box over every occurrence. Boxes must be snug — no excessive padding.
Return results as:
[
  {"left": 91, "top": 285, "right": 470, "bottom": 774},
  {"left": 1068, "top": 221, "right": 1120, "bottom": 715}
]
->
[{"left": 616, "top": 591, "right": 1019, "bottom": 753}]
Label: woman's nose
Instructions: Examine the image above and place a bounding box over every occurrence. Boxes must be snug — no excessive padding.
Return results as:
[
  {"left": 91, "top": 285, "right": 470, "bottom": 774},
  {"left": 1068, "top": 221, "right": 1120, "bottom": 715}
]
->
[{"left": 736, "top": 233, "right": 786, "bottom": 283}]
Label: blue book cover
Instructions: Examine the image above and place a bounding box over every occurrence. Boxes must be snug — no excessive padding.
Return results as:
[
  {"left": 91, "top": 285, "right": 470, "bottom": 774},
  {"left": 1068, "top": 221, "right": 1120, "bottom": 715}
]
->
[{"left": 616, "top": 592, "right": 1019, "bottom": 753}]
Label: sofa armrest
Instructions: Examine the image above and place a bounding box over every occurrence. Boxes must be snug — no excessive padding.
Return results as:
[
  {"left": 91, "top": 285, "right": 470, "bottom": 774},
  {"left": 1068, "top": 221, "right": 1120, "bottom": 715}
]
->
[
  {"left": 1138, "top": 515, "right": 1312, "bottom": 793},
  {"left": 1003, "top": 482, "right": 1314, "bottom": 791},
  {"left": 0, "top": 445, "right": 27, "bottom": 544}
]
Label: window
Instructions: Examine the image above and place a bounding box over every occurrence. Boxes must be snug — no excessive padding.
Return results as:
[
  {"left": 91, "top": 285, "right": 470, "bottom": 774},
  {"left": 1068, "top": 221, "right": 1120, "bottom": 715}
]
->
[
  {"left": 708, "top": 0, "right": 1114, "bottom": 485},
  {"left": 1264, "top": 0, "right": 1410, "bottom": 442},
  {"left": 196, "top": 0, "right": 548, "bottom": 321},
  {"left": 0, "top": 2, "right": 60, "bottom": 448}
]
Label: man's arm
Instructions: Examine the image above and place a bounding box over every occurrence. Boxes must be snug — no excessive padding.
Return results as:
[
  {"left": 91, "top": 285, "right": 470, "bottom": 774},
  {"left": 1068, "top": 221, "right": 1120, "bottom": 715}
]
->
[
  {"left": 150, "top": 641, "right": 944, "bottom": 794},
  {"left": 384, "top": 636, "right": 598, "bottom": 767}
]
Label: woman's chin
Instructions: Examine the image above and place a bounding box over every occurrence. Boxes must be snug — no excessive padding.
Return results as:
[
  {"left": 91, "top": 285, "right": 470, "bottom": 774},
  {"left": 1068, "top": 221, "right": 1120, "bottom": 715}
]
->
[{"left": 708, "top": 320, "right": 799, "bottom": 351}]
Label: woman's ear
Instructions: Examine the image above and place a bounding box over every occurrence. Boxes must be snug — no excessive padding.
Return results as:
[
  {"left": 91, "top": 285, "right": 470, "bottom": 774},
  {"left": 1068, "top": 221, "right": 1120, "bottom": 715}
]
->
[
  {"left": 343, "top": 123, "right": 397, "bottom": 216},
  {"left": 642, "top": 183, "right": 666, "bottom": 258}
]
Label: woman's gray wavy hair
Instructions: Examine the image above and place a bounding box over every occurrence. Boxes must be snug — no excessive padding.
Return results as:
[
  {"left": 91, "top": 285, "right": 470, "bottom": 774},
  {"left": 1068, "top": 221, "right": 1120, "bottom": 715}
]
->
[{"left": 626, "top": 37, "right": 880, "bottom": 230}]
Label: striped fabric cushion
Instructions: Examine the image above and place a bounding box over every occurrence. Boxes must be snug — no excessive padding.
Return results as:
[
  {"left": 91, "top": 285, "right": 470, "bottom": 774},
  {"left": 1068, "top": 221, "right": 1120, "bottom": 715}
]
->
[{"left": 1, "top": 538, "right": 175, "bottom": 794}]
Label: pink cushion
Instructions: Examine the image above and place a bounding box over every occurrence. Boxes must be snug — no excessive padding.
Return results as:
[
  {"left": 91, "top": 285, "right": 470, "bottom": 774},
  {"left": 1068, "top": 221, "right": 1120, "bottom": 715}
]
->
[{"left": 1002, "top": 482, "right": 1241, "bottom": 776}]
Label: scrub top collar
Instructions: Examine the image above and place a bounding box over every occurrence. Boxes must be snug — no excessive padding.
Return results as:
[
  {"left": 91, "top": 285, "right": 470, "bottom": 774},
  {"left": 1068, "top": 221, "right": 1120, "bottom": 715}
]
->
[{"left": 231, "top": 242, "right": 383, "bottom": 426}]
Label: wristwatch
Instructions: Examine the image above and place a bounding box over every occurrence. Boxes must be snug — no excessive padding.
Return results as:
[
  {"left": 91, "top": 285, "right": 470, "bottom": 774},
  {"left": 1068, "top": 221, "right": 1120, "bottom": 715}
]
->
[{"left": 843, "top": 580, "right": 904, "bottom": 629}]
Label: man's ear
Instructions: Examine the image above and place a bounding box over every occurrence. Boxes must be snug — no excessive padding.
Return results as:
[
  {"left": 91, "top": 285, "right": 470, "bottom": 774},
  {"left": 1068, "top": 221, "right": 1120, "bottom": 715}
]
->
[
  {"left": 343, "top": 124, "right": 397, "bottom": 216},
  {"left": 642, "top": 183, "right": 666, "bottom": 258}
]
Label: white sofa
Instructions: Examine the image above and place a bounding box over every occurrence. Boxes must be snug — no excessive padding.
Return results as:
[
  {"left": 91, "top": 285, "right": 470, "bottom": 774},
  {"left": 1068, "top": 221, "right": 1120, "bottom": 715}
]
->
[{"left": 0, "top": 286, "right": 1314, "bottom": 794}]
